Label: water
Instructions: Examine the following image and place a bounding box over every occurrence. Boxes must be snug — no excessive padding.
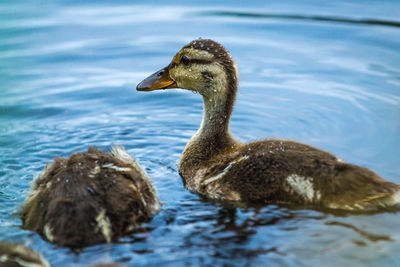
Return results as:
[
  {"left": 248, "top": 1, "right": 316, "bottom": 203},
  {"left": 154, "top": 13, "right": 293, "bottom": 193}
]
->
[{"left": 1, "top": 0, "right": 400, "bottom": 266}]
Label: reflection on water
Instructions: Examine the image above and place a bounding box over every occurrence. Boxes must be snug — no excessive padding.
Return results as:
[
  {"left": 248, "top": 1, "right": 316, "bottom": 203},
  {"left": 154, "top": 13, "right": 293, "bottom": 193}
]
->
[
  {"left": 1, "top": 0, "right": 400, "bottom": 266},
  {"left": 324, "top": 221, "right": 392, "bottom": 242}
]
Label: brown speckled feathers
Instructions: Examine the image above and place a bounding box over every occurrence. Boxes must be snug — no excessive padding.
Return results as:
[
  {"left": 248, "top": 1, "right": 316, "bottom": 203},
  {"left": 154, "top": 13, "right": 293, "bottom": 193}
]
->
[
  {"left": 0, "top": 242, "right": 50, "bottom": 267},
  {"left": 184, "top": 139, "right": 399, "bottom": 210},
  {"left": 137, "top": 39, "right": 400, "bottom": 211},
  {"left": 19, "top": 146, "right": 160, "bottom": 248}
]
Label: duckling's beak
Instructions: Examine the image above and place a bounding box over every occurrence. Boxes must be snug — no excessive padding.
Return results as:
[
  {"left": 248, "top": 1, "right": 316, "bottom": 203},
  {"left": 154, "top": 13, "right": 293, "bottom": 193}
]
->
[{"left": 136, "top": 66, "right": 177, "bottom": 91}]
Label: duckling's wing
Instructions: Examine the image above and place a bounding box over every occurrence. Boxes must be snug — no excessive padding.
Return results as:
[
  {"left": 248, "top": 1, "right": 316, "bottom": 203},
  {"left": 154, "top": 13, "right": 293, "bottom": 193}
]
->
[
  {"left": 320, "top": 162, "right": 400, "bottom": 210},
  {"left": 203, "top": 140, "right": 400, "bottom": 211}
]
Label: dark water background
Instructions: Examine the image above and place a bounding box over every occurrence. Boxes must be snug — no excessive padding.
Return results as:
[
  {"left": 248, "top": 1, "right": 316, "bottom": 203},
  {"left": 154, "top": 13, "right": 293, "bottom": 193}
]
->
[{"left": 1, "top": 1, "right": 400, "bottom": 266}]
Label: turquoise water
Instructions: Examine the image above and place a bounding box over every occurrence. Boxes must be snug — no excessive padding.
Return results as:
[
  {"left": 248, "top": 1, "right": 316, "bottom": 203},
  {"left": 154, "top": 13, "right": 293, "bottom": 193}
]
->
[{"left": 1, "top": 1, "right": 400, "bottom": 266}]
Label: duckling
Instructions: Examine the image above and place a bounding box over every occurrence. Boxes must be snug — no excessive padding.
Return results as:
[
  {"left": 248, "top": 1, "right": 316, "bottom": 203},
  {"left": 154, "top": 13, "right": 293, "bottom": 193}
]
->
[
  {"left": 0, "top": 242, "right": 50, "bottom": 267},
  {"left": 0, "top": 242, "right": 126, "bottom": 267},
  {"left": 19, "top": 146, "right": 161, "bottom": 248},
  {"left": 137, "top": 39, "right": 400, "bottom": 211}
]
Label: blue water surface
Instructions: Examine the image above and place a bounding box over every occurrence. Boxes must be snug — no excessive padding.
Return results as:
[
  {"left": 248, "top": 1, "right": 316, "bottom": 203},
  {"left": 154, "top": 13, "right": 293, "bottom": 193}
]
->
[{"left": 1, "top": 1, "right": 400, "bottom": 266}]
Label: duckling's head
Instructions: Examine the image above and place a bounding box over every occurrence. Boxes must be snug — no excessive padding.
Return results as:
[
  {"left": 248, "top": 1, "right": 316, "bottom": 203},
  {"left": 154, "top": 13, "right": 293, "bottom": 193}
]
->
[{"left": 137, "top": 39, "right": 238, "bottom": 99}]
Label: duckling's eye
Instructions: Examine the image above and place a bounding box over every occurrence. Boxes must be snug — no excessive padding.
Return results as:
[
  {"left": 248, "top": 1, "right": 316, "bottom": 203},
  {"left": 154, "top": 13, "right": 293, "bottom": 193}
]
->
[{"left": 181, "top": 56, "right": 190, "bottom": 65}]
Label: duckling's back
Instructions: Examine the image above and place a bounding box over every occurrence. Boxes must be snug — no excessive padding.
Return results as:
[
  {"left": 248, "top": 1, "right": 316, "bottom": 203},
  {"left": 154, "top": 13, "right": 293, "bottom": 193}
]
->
[
  {"left": 19, "top": 146, "right": 160, "bottom": 248},
  {"left": 181, "top": 139, "right": 400, "bottom": 211}
]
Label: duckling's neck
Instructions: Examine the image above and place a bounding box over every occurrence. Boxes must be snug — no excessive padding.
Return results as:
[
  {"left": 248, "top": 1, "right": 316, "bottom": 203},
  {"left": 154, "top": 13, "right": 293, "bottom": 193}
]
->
[
  {"left": 195, "top": 66, "right": 238, "bottom": 143},
  {"left": 179, "top": 64, "right": 240, "bottom": 181},
  {"left": 198, "top": 94, "right": 232, "bottom": 139},
  {"left": 180, "top": 83, "right": 239, "bottom": 175}
]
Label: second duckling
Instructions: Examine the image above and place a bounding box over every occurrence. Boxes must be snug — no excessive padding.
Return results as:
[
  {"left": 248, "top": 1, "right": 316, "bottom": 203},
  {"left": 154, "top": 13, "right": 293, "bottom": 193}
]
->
[
  {"left": 19, "top": 146, "right": 161, "bottom": 248},
  {"left": 0, "top": 242, "right": 50, "bottom": 267}
]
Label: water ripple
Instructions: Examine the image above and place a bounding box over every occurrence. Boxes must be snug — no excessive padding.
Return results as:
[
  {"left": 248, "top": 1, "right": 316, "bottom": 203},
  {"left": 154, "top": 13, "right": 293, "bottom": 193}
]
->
[{"left": 196, "top": 11, "right": 400, "bottom": 28}]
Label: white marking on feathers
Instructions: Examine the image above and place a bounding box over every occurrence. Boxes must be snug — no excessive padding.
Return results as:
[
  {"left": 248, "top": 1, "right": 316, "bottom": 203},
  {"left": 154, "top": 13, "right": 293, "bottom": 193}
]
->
[
  {"left": 202, "top": 168, "right": 230, "bottom": 186},
  {"left": 0, "top": 255, "right": 8, "bottom": 262},
  {"left": 228, "top": 191, "right": 241, "bottom": 201},
  {"left": 204, "top": 182, "right": 222, "bottom": 200},
  {"left": 111, "top": 145, "right": 146, "bottom": 175},
  {"left": 147, "top": 197, "right": 161, "bottom": 215},
  {"left": 127, "top": 225, "right": 134, "bottom": 232},
  {"left": 377, "top": 189, "right": 400, "bottom": 208},
  {"left": 111, "top": 145, "right": 134, "bottom": 165},
  {"left": 392, "top": 190, "right": 400, "bottom": 204},
  {"left": 95, "top": 209, "right": 112, "bottom": 243},
  {"left": 202, "top": 181, "right": 241, "bottom": 202},
  {"left": 343, "top": 205, "right": 355, "bottom": 210},
  {"left": 129, "top": 183, "right": 138, "bottom": 191},
  {"left": 128, "top": 183, "right": 148, "bottom": 209},
  {"left": 328, "top": 203, "right": 340, "bottom": 209},
  {"left": 232, "top": 61, "right": 239, "bottom": 79},
  {"left": 102, "top": 163, "right": 131, "bottom": 172},
  {"left": 13, "top": 245, "right": 29, "bottom": 257},
  {"left": 315, "top": 191, "right": 321, "bottom": 201},
  {"left": 15, "top": 256, "right": 51, "bottom": 267},
  {"left": 191, "top": 168, "right": 208, "bottom": 192},
  {"left": 88, "top": 165, "right": 100, "bottom": 178},
  {"left": 10, "top": 243, "right": 51, "bottom": 267},
  {"left": 43, "top": 224, "right": 55, "bottom": 242},
  {"left": 286, "top": 174, "right": 319, "bottom": 202},
  {"left": 360, "top": 189, "right": 400, "bottom": 210},
  {"left": 202, "top": 155, "right": 249, "bottom": 186},
  {"left": 327, "top": 203, "right": 360, "bottom": 211},
  {"left": 111, "top": 145, "right": 161, "bottom": 214}
]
